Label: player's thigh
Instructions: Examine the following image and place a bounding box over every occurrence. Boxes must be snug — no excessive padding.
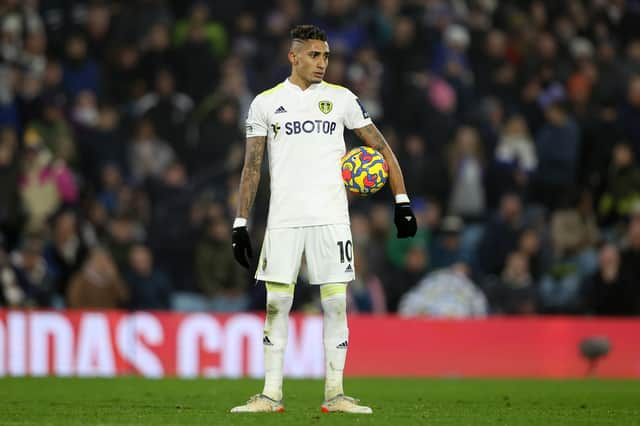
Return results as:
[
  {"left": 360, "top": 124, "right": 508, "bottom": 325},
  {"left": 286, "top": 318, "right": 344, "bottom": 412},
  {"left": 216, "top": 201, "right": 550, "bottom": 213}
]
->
[
  {"left": 304, "top": 224, "right": 355, "bottom": 284},
  {"left": 255, "top": 228, "right": 305, "bottom": 285}
]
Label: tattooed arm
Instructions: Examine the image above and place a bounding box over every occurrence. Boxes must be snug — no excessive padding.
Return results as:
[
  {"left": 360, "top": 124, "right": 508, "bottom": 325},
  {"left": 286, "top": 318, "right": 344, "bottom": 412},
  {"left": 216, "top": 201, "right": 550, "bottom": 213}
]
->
[
  {"left": 236, "top": 136, "right": 267, "bottom": 219},
  {"left": 354, "top": 123, "right": 417, "bottom": 238},
  {"left": 353, "top": 123, "right": 407, "bottom": 197}
]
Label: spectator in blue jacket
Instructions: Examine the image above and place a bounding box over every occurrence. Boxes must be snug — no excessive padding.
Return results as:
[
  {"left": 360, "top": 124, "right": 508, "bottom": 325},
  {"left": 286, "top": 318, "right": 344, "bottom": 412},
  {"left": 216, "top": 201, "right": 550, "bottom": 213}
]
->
[
  {"left": 62, "top": 34, "right": 100, "bottom": 98},
  {"left": 532, "top": 85, "right": 580, "bottom": 209},
  {"left": 125, "top": 244, "right": 171, "bottom": 310}
]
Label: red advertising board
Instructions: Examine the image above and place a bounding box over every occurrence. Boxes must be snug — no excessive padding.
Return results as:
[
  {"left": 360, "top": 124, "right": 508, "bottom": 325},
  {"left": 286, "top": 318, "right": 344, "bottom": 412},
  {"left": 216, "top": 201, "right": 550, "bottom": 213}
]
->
[{"left": 0, "top": 310, "right": 638, "bottom": 378}]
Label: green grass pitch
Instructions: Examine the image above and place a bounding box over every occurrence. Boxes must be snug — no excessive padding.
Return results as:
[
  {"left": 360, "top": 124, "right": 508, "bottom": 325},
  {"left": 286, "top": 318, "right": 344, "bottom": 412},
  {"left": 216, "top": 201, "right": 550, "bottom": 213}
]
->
[{"left": 0, "top": 377, "right": 638, "bottom": 425}]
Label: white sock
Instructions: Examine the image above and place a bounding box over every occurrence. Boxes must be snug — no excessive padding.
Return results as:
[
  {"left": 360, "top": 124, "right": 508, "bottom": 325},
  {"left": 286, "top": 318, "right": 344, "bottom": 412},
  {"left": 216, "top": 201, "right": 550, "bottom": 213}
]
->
[
  {"left": 261, "top": 283, "right": 293, "bottom": 401},
  {"left": 321, "top": 284, "right": 349, "bottom": 400}
]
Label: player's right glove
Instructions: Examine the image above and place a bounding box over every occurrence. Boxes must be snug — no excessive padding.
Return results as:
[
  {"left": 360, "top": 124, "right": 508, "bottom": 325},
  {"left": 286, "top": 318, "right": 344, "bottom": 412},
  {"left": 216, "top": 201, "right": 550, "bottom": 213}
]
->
[
  {"left": 232, "top": 224, "right": 253, "bottom": 269},
  {"left": 394, "top": 202, "right": 417, "bottom": 238}
]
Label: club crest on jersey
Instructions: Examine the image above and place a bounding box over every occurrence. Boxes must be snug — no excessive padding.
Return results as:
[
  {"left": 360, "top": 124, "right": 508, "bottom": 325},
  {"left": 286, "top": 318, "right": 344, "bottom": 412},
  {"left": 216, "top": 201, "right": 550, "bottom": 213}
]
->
[
  {"left": 318, "top": 100, "right": 333, "bottom": 114},
  {"left": 271, "top": 122, "right": 280, "bottom": 137}
]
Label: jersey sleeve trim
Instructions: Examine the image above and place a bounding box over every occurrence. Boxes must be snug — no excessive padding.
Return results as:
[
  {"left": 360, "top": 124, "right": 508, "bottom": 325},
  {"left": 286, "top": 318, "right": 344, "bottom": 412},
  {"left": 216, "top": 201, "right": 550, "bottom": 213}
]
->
[
  {"left": 246, "top": 96, "right": 269, "bottom": 137},
  {"left": 321, "top": 81, "right": 348, "bottom": 91},
  {"left": 259, "top": 82, "right": 285, "bottom": 96}
]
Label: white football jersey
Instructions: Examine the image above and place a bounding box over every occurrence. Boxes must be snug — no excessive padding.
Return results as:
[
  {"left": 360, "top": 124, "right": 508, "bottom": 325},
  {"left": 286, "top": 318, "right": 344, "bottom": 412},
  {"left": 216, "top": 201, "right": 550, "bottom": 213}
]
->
[{"left": 246, "top": 78, "right": 372, "bottom": 229}]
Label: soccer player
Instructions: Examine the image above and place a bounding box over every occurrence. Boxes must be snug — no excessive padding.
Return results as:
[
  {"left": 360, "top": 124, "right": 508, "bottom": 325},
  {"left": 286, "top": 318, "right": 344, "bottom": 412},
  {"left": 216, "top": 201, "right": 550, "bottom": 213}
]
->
[{"left": 230, "top": 24, "right": 417, "bottom": 414}]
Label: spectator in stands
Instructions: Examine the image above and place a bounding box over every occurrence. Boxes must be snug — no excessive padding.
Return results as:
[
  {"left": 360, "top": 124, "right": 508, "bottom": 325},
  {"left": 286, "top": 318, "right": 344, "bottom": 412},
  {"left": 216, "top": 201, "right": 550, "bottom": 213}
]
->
[
  {"left": 492, "top": 115, "right": 537, "bottom": 199},
  {"left": 194, "top": 216, "right": 247, "bottom": 311},
  {"left": 69, "top": 90, "right": 100, "bottom": 144},
  {"left": 361, "top": 203, "right": 392, "bottom": 280},
  {"left": 580, "top": 244, "right": 632, "bottom": 315},
  {"left": 398, "top": 263, "right": 488, "bottom": 318},
  {"left": 139, "top": 24, "right": 176, "bottom": 84},
  {"left": 128, "top": 118, "right": 175, "bottom": 183},
  {"left": 619, "top": 211, "right": 640, "bottom": 314},
  {"left": 190, "top": 97, "right": 243, "bottom": 181},
  {"left": 428, "top": 215, "right": 466, "bottom": 272},
  {"left": 399, "top": 134, "right": 450, "bottom": 204},
  {"left": 447, "top": 126, "right": 486, "bottom": 221},
  {"left": 315, "top": 0, "right": 367, "bottom": 55},
  {"left": 579, "top": 96, "right": 624, "bottom": 192},
  {"left": 125, "top": 244, "right": 171, "bottom": 310},
  {"left": 85, "top": 0, "right": 112, "bottom": 60},
  {"left": 41, "top": 60, "right": 66, "bottom": 103},
  {"left": 619, "top": 74, "right": 640, "bottom": 159},
  {"left": 104, "top": 45, "right": 143, "bottom": 106},
  {"left": 484, "top": 251, "right": 537, "bottom": 314},
  {"left": 0, "top": 127, "right": 21, "bottom": 250},
  {"left": 79, "top": 104, "right": 128, "bottom": 187},
  {"left": 30, "top": 95, "right": 75, "bottom": 165},
  {"left": 174, "top": 1, "right": 227, "bottom": 59},
  {"left": 473, "top": 98, "right": 504, "bottom": 170},
  {"left": 347, "top": 46, "right": 384, "bottom": 121},
  {"left": 66, "top": 247, "right": 129, "bottom": 309},
  {"left": 10, "top": 235, "right": 55, "bottom": 307},
  {"left": 598, "top": 142, "right": 640, "bottom": 228},
  {"left": 44, "top": 209, "right": 88, "bottom": 297},
  {"left": 106, "top": 214, "right": 142, "bottom": 272},
  {"left": 551, "top": 190, "right": 600, "bottom": 260},
  {"left": 62, "top": 33, "right": 99, "bottom": 99},
  {"left": 539, "top": 240, "right": 598, "bottom": 315},
  {"left": 385, "top": 237, "right": 429, "bottom": 313},
  {"left": 381, "top": 16, "right": 426, "bottom": 132},
  {"left": 473, "top": 29, "right": 517, "bottom": 105},
  {"left": 133, "top": 69, "right": 193, "bottom": 161},
  {"left": 433, "top": 23, "right": 474, "bottom": 102},
  {"left": 146, "top": 161, "right": 197, "bottom": 291},
  {"left": 97, "top": 164, "right": 124, "bottom": 215},
  {"left": 0, "top": 65, "right": 19, "bottom": 131},
  {"left": 347, "top": 250, "right": 386, "bottom": 315},
  {"left": 475, "top": 192, "right": 524, "bottom": 277},
  {"left": 174, "top": 10, "right": 221, "bottom": 102},
  {"left": 18, "top": 68, "right": 45, "bottom": 129},
  {"left": 623, "top": 41, "right": 640, "bottom": 79},
  {"left": 81, "top": 199, "right": 109, "bottom": 248},
  {"left": 593, "top": 40, "right": 625, "bottom": 104},
  {"left": 518, "top": 227, "right": 549, "bottom": 283},
  {"left": 532, "top": 90, "right": 580, "bottom": 209},
  {"left": 19, "top": 129, "right": 77, "bottom": 232},
  {"left": 540, "top": 191, "right": 599, "bottom": 313},
  {"left": 0, "top": 244, "right": 22, "bottom": 307}
]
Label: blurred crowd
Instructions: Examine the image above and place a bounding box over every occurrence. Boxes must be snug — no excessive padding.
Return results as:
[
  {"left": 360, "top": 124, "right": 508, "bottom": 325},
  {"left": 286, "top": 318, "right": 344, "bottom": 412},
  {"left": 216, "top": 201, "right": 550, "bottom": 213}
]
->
[{"left": 1, "top": 0, "right": 640, "bottom": 316}]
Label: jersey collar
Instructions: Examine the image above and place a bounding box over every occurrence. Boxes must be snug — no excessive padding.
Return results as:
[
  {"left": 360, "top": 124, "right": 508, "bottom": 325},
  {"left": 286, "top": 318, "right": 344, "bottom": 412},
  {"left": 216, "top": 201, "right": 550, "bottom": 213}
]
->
[{"left": 284, "top": 78, "right": 322, "bottom": 92}]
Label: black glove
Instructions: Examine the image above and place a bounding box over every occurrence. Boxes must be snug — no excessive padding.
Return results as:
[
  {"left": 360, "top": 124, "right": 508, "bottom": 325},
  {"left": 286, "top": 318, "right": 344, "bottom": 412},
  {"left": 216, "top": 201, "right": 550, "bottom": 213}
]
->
[
  {"left": 394, "top": 202, "right": 417, "bottom": 238},
  {"left": 232, "top": 226, "right": 253, "bottom": 268}
]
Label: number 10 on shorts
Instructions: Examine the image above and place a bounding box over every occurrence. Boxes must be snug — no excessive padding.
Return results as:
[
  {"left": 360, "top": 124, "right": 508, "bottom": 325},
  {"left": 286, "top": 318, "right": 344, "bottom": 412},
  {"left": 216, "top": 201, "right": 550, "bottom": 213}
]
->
[{"left": 337, "top": 240, "right": 353, "bottom": 264}]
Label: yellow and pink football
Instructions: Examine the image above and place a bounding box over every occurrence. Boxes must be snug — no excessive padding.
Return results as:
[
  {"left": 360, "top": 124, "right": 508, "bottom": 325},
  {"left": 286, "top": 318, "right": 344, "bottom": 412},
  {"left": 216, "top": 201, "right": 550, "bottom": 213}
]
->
[{"left": 341, "top": 146, "right": 389, "bottom": 195}]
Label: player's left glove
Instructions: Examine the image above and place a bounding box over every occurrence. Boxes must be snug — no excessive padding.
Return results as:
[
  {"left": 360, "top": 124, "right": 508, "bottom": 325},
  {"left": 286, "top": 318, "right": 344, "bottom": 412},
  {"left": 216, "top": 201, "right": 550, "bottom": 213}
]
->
[
  {"left": 232, "top": 224, "right": 253, "bottom": 269},
  {"left": 394, "top": 202, "right": 417, "bottom": 238}
]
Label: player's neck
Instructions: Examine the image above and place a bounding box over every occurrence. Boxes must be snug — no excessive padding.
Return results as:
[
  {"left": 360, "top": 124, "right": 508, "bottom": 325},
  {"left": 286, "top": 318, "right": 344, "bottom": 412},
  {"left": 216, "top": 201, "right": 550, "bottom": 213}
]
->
[{"left": 288, "top": 74, "right": 318, "bottom": 91}]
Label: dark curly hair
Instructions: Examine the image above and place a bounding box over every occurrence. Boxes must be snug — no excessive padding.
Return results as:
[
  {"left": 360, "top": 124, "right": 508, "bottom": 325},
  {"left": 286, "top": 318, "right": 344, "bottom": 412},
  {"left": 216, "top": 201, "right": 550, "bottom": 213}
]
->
[{"left": 290, "top": 24, "right": 327, "bottom": 42}]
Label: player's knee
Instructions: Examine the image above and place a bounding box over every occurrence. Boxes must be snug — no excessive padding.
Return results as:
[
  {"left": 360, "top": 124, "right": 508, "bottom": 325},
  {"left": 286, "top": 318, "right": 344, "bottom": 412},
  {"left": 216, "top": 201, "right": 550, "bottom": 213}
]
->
[
  {"left": 321, "top": 284, "right": 346, "bottom": 311},
  {"left": 266, "top": 282, "right": 294, "bottom": 317},
  {"left": 322, "top": 298, "right": 346, "bottom": 319}
]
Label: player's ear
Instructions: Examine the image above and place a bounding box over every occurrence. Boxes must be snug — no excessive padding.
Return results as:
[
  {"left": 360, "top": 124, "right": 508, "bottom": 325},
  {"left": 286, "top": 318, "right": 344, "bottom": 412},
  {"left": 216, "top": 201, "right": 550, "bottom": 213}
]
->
[{"left": 288, "top": 50, "right": 297, "bottom": 66}]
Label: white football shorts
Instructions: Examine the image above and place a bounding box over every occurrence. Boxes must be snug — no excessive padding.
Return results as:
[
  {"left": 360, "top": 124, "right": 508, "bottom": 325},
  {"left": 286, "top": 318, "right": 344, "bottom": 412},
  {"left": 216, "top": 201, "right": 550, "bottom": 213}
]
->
[{"left": 255, "top": 224, "right": 355, "bottom": 285}]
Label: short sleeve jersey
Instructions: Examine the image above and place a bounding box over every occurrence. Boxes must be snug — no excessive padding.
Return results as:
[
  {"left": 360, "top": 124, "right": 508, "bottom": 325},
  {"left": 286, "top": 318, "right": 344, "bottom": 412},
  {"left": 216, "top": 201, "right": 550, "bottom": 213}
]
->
[{"left": 246, "top": 78, "right": 372, "bottom": 229}]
